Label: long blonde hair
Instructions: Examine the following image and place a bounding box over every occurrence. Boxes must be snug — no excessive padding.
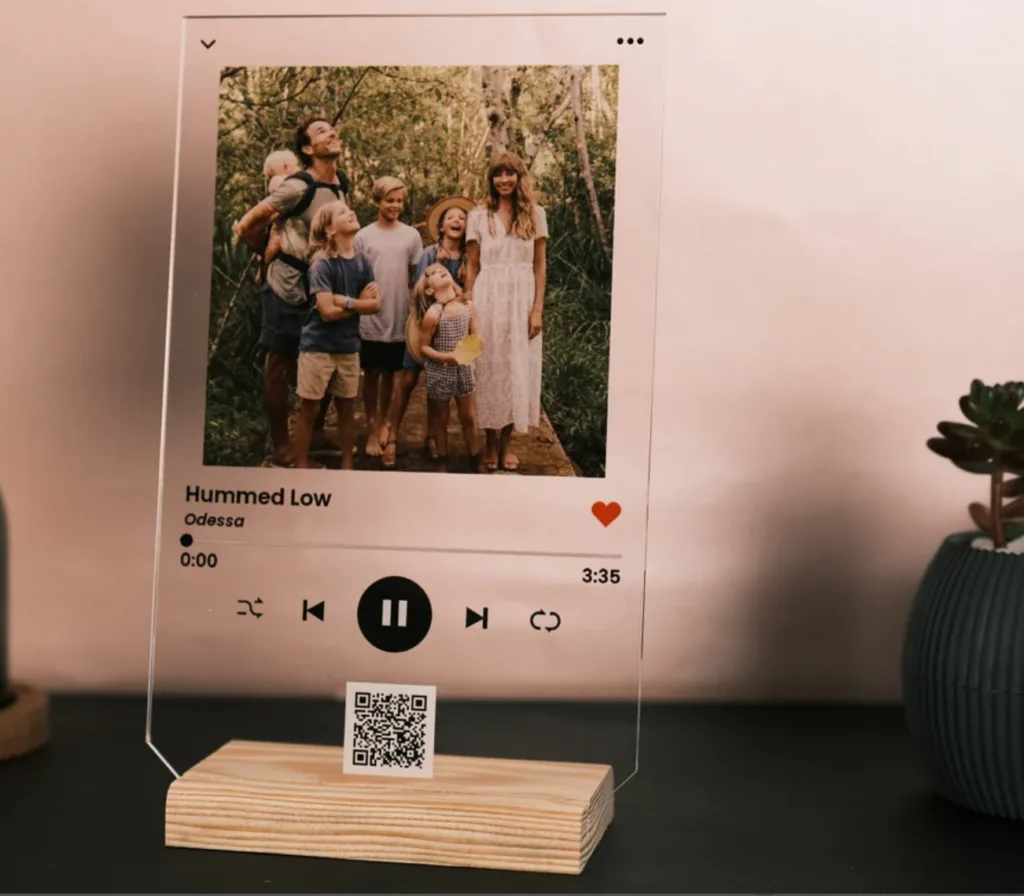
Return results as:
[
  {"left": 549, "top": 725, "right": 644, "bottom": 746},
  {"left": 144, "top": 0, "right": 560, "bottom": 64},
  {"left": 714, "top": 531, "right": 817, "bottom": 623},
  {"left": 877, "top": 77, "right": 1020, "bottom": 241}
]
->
[
  {"left": 484, "top": 151, "right": 537, "bottom": 240},
  {"left": 306, "top": 200, "right": 350, "bottom": 262},
  {"left": 406, "top": 263, "right": 459, "bottom": 362},
  {"left": 412, "top": 262, "right": 459, "bottom": 319}
]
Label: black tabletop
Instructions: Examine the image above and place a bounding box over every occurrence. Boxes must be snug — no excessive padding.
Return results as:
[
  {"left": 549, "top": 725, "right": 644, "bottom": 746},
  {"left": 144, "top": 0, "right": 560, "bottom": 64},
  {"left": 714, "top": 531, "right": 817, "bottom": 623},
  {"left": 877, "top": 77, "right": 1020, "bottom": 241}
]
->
[{"left": 1, "top": 695, "right": 1022, "bottom": 893}]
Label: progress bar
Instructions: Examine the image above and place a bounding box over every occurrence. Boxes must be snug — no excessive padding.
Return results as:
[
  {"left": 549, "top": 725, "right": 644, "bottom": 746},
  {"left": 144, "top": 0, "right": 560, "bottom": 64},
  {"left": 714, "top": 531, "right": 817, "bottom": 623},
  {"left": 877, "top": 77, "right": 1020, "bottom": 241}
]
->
[{"left": 189, "top": 538, "right": 622, "bottom": 561}]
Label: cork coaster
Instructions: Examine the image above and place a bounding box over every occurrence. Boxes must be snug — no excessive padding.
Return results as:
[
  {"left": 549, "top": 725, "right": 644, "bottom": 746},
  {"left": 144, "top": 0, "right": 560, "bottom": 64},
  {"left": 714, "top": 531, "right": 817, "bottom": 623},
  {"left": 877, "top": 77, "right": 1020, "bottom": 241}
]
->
[{"left": 0, "top": 682, "right": 49, "bottom": 761}]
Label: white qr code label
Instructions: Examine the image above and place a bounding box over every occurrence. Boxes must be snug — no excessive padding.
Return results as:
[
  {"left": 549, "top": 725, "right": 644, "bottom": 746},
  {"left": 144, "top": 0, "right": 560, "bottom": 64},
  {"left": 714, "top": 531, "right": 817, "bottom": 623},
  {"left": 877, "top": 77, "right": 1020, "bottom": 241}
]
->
[{"left": 342, "top": 681, "right": 437, "bottom": 778}]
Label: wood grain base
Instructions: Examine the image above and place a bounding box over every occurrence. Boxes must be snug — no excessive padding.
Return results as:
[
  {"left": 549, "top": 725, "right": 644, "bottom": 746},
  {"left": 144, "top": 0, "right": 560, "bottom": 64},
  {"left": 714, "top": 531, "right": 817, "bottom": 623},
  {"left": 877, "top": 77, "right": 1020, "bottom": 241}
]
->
[
  {"left": 0, "top": 682, "right": 49, "bottom": 761},
  {"left": 166, "top": 739, "right": 614, "bottom": 874}
]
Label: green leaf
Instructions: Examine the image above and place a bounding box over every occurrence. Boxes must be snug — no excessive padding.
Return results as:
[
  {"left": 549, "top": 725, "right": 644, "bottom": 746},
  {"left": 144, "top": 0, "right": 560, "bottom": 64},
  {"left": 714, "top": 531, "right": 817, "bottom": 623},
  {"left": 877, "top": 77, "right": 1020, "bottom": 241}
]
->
[
  {"left": 989, "top": 383, "right": 1006, "bottom": 413},
  {"left": 1004, "top": 454, "right": 1024, "bottom": 476},
  {"left": 969, "top": 502, "right": 992, "bottom": 533},
  {"left": 927, "top": 436, "right": 993, "bottom": 463},
  {"left": 959, "top": 395, "right": 989, "bottom": 426},
  {"left": 953, "top": 459, "right": 997, "bottom": 474},
  {"left": 990, "top": 418, "right": 1012, "bottom": 439},
  {"left": 1008, "top": 382, "right": 1024, "bottom": 411},
  {"left": 937, "top": 421, "right": 982, "bottom": 443},
  {"left": 999, "top": 383, "right": 1020, "bottom": 412},
  {"left": 1007, "top": 426, "right": 1024, "bottom": 449},
  {"left": 1004, "top": 521, "right": 1024, "bottom": 542}
]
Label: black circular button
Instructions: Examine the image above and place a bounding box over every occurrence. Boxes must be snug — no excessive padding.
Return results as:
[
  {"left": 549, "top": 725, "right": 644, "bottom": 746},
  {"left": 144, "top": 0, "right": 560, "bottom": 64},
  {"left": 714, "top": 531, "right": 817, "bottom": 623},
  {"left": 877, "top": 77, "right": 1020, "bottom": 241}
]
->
[{"left": 357, "top": 576, "right": 432, "bottom": 652}]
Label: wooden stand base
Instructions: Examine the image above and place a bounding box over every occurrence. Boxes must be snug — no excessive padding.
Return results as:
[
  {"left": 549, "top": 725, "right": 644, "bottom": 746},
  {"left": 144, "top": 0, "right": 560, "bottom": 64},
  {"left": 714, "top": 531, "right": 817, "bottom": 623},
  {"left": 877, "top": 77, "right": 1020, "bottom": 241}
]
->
[
  {"left": 166, "top": 739, "right": 614, "bottom": 875},
  {"left": 0, "top": 682, "right": 49, "bottom": 761}
]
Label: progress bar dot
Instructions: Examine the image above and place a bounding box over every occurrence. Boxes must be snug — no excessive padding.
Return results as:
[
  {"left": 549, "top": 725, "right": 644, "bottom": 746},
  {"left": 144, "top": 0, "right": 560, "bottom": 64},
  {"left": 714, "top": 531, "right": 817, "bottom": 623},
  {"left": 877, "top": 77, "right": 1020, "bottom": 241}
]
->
[{"left": 180, "top": 533, "right": 193, "bottom": 547}]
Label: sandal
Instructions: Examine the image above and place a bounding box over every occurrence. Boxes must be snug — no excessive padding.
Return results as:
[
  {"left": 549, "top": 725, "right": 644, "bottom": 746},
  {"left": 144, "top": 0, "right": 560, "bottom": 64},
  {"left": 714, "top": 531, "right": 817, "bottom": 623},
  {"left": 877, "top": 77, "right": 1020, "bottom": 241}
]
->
[
  {"left": 382, "top": 439, "right": 398, "bottom": 469},
  {"left": 500, "top": 451, "right": 519, "bottom": 472}
]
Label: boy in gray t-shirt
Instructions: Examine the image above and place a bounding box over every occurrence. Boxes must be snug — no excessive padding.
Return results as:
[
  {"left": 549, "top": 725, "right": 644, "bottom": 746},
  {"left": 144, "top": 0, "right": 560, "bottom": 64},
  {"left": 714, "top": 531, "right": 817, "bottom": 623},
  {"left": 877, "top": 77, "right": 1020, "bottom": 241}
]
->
[{"left": 353, "top": 176, "right": 423, "bottom": 456}]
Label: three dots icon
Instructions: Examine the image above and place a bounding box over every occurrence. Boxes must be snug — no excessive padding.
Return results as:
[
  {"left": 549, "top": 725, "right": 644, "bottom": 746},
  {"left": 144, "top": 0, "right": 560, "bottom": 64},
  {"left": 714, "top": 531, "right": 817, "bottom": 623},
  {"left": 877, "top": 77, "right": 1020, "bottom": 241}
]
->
[{"left": 617, "top": 37, "right": 644, "bottom": 45}]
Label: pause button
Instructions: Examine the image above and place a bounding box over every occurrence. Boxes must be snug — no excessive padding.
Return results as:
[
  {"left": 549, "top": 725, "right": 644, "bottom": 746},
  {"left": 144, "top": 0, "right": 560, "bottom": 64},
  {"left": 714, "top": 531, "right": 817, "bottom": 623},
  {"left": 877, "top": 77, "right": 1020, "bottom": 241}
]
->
[
  {"left": 357, "top": 576, "right": 432, "bottom": 653},
  {"left": 381, "top": 598, "right": 408, "bottom": 628}
]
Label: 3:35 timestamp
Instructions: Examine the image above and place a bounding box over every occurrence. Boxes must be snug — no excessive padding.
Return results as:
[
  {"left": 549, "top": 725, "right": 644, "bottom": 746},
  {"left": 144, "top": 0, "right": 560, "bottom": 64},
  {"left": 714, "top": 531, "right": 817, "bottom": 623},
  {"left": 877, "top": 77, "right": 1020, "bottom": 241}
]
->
[{"left": 582, "top": 568, "right": 620, "bottom": 584}]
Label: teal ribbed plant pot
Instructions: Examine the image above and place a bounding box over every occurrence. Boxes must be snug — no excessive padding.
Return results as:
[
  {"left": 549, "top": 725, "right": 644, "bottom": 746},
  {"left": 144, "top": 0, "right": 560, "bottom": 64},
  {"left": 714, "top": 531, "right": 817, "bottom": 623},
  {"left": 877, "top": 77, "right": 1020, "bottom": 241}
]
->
[{"left": 901, "top": 531, "right": 1024, "bottom": 819}]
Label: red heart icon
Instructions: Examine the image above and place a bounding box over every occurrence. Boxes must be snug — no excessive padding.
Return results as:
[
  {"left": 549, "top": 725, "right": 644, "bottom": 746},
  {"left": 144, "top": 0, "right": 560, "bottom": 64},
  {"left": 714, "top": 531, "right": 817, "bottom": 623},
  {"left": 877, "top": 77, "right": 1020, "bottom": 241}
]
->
[{"left": 592, "top": 501, "right": 622, "bottom": 527}]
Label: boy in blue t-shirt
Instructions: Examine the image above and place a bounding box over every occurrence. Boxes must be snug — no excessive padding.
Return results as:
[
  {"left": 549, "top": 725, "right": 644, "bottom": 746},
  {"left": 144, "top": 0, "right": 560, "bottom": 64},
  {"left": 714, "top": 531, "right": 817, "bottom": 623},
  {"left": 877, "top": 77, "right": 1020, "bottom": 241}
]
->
[{"left": 293, "top": 202, "right": 380, "bottom": 469}]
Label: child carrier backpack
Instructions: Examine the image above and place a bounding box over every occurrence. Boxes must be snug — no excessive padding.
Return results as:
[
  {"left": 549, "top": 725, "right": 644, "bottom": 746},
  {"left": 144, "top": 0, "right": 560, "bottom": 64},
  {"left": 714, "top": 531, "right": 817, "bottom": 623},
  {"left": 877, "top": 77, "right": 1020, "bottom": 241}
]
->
[{"left": 272, "top": 170, "right": 350, "bottom": 290}]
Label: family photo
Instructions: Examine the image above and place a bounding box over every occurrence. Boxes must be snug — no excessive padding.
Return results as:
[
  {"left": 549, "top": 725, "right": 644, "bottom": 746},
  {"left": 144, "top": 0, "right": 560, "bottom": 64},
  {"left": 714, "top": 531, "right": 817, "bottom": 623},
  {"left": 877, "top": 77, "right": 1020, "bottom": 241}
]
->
[{"left": 204, "top": 64, "right": 619, "bottom": 476}]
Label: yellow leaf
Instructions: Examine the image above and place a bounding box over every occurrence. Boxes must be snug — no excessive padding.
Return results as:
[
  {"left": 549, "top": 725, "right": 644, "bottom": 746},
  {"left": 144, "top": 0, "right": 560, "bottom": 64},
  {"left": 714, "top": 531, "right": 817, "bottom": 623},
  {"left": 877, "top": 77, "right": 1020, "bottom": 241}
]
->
[{"left": 452, "top": 333, "right": 482, "bottom": 365}]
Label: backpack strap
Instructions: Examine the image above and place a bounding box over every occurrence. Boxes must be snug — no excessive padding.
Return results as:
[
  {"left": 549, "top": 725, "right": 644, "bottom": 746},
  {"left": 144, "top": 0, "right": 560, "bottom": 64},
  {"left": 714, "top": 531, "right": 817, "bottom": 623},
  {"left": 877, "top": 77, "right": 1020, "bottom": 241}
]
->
[
  {"left": 275, "top": 252, "right": 309, "bottom": 274},
  {"left": 279, "top": 170, "right": 348, "bottom": 221},
  {"left": 272, "top": 170, "right": 348, "bottom": 293},
  {"left": 279, "top": 170, "right": 317, "bottom": 220}
]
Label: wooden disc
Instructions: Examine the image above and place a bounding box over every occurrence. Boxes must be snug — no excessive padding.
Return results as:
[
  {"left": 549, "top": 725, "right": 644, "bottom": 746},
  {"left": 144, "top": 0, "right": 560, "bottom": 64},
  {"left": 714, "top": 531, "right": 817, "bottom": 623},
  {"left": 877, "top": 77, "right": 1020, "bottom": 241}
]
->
[{"left": 0, "top": 682, "right": 49, "bottom": 761}]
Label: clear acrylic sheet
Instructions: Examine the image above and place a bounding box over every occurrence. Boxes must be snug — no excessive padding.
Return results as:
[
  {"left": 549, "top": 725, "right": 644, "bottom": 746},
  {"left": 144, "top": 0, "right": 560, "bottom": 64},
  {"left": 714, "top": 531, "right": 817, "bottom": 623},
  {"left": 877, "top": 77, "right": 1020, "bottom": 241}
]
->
[{"left": 147, "top": 11, "right": 665, "bottom": 792}]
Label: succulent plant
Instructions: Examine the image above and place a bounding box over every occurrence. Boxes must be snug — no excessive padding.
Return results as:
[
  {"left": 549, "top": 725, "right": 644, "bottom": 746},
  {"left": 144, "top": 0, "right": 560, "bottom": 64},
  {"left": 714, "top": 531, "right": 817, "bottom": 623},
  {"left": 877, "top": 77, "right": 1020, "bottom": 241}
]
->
[{"left": 927, "top": 379, "right": 1024, "bottom": 548}]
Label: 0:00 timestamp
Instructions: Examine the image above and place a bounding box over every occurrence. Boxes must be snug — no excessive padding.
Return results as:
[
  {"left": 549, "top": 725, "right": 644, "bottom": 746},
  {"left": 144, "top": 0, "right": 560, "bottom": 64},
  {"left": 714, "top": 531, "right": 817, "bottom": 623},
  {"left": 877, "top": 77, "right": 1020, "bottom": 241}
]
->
[{"left": 180, "top": 552, "right": 218, "bottom": 568}]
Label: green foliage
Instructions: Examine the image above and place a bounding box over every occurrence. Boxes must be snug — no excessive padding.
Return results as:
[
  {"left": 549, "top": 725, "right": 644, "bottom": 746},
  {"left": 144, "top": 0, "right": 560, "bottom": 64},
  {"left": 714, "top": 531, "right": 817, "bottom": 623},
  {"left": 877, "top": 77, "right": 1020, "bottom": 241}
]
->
[
  {"left": 205, "top": 65, "right": 619, "bottom": 476},
  {"left": 928, "top": 379, "right": 1024, "bottom": 547},
  {"left": 927, "top": 380, "right": 1024, "bottom": 476},
  {"left": 203, "top": 217, "right": 267, "bottom": 467}
]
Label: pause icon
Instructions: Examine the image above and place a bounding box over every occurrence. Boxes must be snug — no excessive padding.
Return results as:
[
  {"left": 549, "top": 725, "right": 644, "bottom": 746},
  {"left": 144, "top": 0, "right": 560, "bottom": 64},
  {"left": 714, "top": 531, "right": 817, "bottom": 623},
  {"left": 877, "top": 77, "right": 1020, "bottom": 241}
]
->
[
  {"left": 357, "top": 576, "right": 433, "bottom": 653},
  {"left": 381, "top": 598, "right": 409, "bottom": 628}
]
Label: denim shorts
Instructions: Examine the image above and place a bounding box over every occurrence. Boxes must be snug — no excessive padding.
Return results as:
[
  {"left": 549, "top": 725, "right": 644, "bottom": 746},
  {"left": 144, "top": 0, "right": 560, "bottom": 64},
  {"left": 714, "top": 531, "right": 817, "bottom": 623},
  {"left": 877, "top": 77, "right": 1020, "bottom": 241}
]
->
[
  {"left": 402, "top": 346, "right": 423, "bottom": 371},
  {"left": 258, "top": 285, "right": 309, "bottom": 354}
]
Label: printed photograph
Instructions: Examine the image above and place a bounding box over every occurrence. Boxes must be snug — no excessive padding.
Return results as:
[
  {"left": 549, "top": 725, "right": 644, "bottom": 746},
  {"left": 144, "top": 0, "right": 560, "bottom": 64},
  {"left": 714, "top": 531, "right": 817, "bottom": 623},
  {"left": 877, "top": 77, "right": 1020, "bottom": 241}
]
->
[{"left": 205, "top": 64, "right": 619, "bottom": 476}]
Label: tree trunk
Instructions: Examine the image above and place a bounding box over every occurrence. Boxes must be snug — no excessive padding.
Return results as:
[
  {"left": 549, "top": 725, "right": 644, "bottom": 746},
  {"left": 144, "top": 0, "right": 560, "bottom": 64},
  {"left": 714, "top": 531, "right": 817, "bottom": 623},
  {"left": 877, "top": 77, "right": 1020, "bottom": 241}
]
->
[
  {"left": 570, "top": 67, "right": 610, "bottom": 259},
  {"left": 482, "top": 66, "right": 510, "bottom": 158},
  {"left": 508, "top": 65, "right": 528, "bottom": 158},
  {"left": 590, "top": 65, "right": 602, "bottom": 138},
  {"left": 525, "top": 66, "right": 572, "bottom": 167}
]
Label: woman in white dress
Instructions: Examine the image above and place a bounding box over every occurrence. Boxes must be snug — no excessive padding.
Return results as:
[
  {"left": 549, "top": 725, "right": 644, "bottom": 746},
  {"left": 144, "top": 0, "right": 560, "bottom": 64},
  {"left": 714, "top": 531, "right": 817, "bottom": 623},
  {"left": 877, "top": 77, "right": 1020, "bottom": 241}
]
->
[{"left": 464, "top": 152, "right": 548, "bottom": 472}]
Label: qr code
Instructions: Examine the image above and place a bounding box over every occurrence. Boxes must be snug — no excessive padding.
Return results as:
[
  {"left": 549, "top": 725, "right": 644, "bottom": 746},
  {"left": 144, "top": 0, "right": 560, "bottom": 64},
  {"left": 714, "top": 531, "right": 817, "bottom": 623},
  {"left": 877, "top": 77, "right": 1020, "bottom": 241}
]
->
[{"left": 342, "top": 681, "right": 437, "bottom": 778}]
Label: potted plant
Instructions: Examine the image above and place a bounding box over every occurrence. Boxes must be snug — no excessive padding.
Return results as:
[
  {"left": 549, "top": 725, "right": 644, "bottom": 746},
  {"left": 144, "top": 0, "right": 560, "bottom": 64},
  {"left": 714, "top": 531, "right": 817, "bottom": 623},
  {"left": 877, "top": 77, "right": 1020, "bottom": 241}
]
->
[
  {"left": 902, "top": 379, "right": 1024, "bottom": 819},
  {"left": 0, "top": 487, "right": 49, "bottom": 760},
  {"left": 0, "top": 486, "right": 9, "bottom": 710}
]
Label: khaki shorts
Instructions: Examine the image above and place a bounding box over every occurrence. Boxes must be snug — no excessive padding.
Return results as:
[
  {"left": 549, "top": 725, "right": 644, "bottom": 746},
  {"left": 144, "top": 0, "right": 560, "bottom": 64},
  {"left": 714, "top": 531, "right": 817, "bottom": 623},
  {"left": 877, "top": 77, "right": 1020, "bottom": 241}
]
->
[{"left": 298, "top": 351, "right": 360, "bottom": 400}]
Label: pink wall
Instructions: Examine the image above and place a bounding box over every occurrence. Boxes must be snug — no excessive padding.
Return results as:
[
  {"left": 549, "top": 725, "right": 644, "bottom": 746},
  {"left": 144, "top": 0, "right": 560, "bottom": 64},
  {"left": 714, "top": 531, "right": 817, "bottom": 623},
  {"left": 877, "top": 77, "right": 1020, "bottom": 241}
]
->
[{"left": 4, "top": 0, "right": 1023, "bottom": 701}]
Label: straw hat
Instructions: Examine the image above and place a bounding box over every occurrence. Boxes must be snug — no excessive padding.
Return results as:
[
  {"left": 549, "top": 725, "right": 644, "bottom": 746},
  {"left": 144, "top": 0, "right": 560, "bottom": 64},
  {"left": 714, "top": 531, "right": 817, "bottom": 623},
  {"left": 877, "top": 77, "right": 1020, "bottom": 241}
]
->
[{"left": 425, "top": 195, "right": 476, "bottom": 242}]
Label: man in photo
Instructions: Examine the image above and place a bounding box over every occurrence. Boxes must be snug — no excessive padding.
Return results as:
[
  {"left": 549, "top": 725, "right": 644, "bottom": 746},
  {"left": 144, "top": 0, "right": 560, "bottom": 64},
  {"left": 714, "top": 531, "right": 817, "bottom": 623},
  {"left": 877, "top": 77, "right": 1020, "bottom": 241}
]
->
[
  {"left": 353, "top": 176, "right": 423, "bottom": 457},
  {"left": 234, "top": 117, "right": 350, "bottom": 467}
]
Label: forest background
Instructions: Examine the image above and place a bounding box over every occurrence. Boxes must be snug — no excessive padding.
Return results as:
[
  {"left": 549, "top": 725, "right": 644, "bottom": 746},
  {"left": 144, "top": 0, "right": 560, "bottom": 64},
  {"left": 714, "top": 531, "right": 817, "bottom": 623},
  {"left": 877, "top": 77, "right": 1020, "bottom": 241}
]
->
[{"left": 205, "top": 64, "right": 619, "bottom": 477}]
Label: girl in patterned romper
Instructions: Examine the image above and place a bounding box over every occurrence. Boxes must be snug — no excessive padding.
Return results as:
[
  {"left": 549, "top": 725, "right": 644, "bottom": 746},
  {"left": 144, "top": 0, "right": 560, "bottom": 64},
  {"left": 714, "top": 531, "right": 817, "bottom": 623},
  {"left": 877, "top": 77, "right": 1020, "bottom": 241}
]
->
[{"left": 417, "top": 263, "right": 483, "bottom": 472}]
